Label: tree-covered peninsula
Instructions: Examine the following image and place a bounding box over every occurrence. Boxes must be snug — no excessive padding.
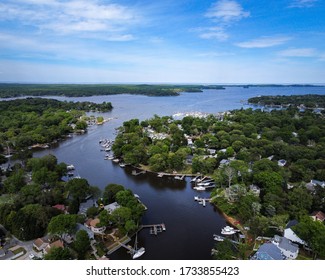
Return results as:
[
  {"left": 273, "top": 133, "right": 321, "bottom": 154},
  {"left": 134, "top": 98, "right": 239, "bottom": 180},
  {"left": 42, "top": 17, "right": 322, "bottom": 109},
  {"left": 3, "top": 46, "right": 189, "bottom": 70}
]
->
[
  {"left": 0, "top": 98, "right": 112, "bottom": 163},
  {"left": 248, "top": 94, "right": 325, "bottom": 108},
  {"left": 0, "top": 84, "right": 224, "bottom": 98},
  {"left": 112, "top": 101, "right": 325, "bottom": 259}
]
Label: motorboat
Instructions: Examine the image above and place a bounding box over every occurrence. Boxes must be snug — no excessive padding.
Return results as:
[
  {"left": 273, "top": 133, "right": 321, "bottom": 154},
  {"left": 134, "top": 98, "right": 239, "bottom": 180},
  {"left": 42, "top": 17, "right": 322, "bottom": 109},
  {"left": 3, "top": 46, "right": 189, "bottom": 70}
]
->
[
  {"left": 213, "top": 234, "right": 224, "bottom": 241},
  {"left": 221, "top": 226, "right": 236, "bottom": 235},
  {"left": 194, "top": 186, "right": 206, "bottom": 191}
]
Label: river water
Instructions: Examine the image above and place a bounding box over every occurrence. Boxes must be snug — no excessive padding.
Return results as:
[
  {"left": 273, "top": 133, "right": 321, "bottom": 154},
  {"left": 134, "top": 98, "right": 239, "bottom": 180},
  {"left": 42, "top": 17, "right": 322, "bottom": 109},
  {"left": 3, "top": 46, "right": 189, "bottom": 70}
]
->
[{"left": 32, "top": 86, "right": 325, "bottom": 260}]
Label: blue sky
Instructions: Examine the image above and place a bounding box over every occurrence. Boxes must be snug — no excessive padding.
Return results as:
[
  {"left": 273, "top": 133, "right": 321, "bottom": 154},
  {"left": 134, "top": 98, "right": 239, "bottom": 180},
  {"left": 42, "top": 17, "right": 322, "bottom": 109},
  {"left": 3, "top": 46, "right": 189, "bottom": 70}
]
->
[{"left": 0, "top": 0, "right": 324, "bottom": 83}]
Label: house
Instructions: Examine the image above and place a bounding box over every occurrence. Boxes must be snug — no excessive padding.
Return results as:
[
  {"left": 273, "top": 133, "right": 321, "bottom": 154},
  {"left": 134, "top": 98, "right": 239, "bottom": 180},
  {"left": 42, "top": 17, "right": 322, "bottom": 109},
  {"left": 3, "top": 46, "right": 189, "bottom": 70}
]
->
[
  {"left": 249, "top": 184, "right": 261, "bottom": 197},
  {"left": 310, "top": 179, "right": 325, "bottom": 188},
  {"left": 207, "top": 149, "right": 216, "bottom": 155},
  {"left": 186, "top": 155, "right": 193, "bottom": 165},
  {"left": 284, "top": 220, "right": 306, "bottom": 245},
  {"left": 86, "top": 218, "right": 106, "bottom": 234},
  {"left": 310, "top": 211, "right": 325, "bottom": 222},
  {"left": 76, "top": 223, "right": 94, "bottom": 240},
  {"left": 45, "top": 240, "right": 64, "bottom": 254},
  {"left": 52, "top": 204, "right": 68, "bottom": 214},
  {"left": 272, "top": 235, "right": 299, "bottom": 259},
  {"left": 219, "top": 159, "right": 230, "bottom": 167},
  {"left": 33, "top": 238, "right": 49, "bottom": 252},
  {"left": 251, "top": 243, "right": 285, "bottom": 260},
  {"left": 104, "top": 202, "right": 120, "bottom": 214},
  {"left": 278, "top": 159, "right": 287, "bottom": 167}
]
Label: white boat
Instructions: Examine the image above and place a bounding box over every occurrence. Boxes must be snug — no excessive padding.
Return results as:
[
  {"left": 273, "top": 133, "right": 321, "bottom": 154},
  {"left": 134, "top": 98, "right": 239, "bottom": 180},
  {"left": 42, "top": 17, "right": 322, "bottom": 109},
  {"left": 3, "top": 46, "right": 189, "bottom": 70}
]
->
[
  {"left": 112, "top": 158, "right": 120, "bottom": 163},
  {"left": 132, "top": 234, "right": 145, "bottom": 259},
  {"left": 67, "top": 164, "right": 75, "bottom": 170},
  {"left": 194, "top": 186, "right": 206, "bottom": 191},
  {"left": 202, "top": 200, "right": 206, "bottom": 207},
  {"left": 133, "top": 247, "right": 145, "bottom": 259},
  {"left": 221, "top": 226, "right": 236, "bottom": 235},
  {"left": 191, "top": 175, "right": 201, "bottom": 182},
  {"left": 213, "top": 235, "right": 224, "bottom": 242},
  {"left": 119, "top": 163, "right": 126, "bottom": 168},
  {"left": 194, "top": 196, "right": 199, "bottom": 201}
]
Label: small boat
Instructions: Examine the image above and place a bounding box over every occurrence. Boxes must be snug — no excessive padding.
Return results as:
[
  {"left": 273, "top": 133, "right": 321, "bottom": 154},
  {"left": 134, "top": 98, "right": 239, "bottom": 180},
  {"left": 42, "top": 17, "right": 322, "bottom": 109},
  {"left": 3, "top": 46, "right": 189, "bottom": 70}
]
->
[
  {"left": 194, "top": 196, "right": 199, "bottom": 201},
  {"left": 213, "top": 235, "right": 224, "bottom": 241},
  {"left": 119, "top": 163, "right": 126, "bottom": 168},
  {"left": 221, "top": 226, "right": 236, "bottom": 235},
  {"left": 157, "top": 173, "right": 164, "bottom": 177},
  {"left": 191, "top": 175, "right": 201, "bottom": 182},
  {"left": 194, "top": 186, "right": 206, "bottom": 191},
  {"left": 112, "top": 158, "right": 120, "bottom": 163},
  {"left": 67, "top": 164, "right": 75, "bottom": 170},
  {"left": 202, "top": 200, "right": 206, "bottom": 207}
]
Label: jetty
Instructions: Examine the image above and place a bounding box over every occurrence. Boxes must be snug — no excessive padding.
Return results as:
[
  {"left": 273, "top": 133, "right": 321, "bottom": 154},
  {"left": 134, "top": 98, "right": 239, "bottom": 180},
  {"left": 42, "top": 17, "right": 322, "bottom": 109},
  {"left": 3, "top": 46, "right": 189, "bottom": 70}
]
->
[
  {"left": 174, "top": 174, "right": 185, "bottom": 180},
  {"left": 194, "top": 196, "right": 211, "bottom": 207},
  {"left": 139, "top": 223, "right": 166, "bottom": 236},
  {"left": 132, "top": 170, "right": 146, "bottom": 176}
]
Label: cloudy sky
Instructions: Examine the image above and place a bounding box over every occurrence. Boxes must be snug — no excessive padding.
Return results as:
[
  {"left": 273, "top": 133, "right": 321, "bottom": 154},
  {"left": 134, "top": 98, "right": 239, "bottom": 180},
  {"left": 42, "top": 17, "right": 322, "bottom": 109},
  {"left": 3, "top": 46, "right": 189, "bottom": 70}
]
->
[{"left": 0, "top": 0, "right": 324, "bottom": 83}]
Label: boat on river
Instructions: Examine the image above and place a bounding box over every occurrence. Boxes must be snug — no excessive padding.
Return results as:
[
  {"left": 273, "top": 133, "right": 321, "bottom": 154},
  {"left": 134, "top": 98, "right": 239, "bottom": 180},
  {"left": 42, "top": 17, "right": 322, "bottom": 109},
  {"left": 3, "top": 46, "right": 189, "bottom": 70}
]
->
[
  {"left": 221, "top": 226, "right": 237, "bottom": 235},
  {"left": 194, "top": 186, "right": 206, "bottom": 191},
  {"left": 132, "top": 234, "right": 145, "bottom": 259}
]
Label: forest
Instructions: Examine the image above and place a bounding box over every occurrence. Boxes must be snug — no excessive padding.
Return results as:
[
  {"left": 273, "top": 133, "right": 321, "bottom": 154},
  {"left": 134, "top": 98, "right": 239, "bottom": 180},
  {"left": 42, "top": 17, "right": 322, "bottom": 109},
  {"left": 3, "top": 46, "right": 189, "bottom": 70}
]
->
[
  {"left": 112, "top": 104, "right": 325, "bottom": 258},
  {"left": 0, "top": 98, "right": 112, "bottom": 164},
  {"left": 0, "top": 84, "right": 225, "bottom": 98},
  {"left": 248, "top": 94, "right": 325, "bottom": 108}
]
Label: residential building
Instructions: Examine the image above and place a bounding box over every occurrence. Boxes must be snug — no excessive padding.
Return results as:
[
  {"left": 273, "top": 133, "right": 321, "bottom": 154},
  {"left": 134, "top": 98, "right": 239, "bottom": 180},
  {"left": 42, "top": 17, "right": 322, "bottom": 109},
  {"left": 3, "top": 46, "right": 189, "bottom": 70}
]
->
[
  {"left": 251, "top": 243, "right": 285, "bottom": 260},
  {"left": 272, "top": 235, "right": 299, "bottom": 259},
  {"left": 310, "top": 211, "right": 325, "bottom": 222},
  {"left": 284, "top": 220, "right": 306, "bottom": 245}
]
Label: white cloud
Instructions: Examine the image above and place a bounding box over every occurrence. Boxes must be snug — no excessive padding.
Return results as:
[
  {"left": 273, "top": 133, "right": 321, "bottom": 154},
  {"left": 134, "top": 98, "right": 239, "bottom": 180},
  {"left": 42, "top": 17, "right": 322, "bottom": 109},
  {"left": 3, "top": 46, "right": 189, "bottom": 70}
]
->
[
  {"left": 196, "top": 51, "right": 234, "bottom": 57},
  {"left": 236, "top": 36, "right": 292, "bottom": 48},
  {"left": 277, "top": 48, "right": 317, "bottom": 57},
  {"left": 289, "top": 0, "right": 318, "bottom": 8},
  {"left": 205, "top": 0, "right": 250, "bottom": 23},
  {"left": 0, "top": 0, "right": 139, "bottom": 40},
  {"left": 198, "top": 27, "right": 229, "bottom": 41}
]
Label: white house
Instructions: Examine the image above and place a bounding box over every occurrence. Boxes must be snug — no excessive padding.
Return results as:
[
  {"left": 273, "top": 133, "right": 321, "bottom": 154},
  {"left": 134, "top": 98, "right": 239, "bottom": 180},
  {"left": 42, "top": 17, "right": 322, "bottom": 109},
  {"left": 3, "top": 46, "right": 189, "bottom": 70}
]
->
[
  {"left": 272, "top": 235, "right": 299, "bottom": 260},
  {"left": 104, "top": 202, "right": 121, "bottom": 214},
  {"left": 284, "top": 220, "right": 306, "bottom": 246}
]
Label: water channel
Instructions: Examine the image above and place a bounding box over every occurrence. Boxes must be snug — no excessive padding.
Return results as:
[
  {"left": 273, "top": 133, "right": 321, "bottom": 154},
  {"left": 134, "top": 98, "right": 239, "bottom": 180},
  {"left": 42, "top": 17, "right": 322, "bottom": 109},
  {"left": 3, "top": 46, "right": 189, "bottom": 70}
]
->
[{"left": 32, "top": 86, "right": 325, "bottom": 259}]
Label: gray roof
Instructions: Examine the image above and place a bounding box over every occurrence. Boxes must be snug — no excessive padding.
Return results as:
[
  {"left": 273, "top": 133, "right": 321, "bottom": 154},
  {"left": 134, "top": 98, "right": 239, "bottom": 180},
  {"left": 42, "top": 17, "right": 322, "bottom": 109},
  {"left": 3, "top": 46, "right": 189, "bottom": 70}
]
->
[
  {"left": 286, "top": 219, "right": 299, "bottom": 229},
  {"left": 274, "top": 235, "right": 299, "bottom": 253},
  {"left": 253, "top": 243, "right": 285, "bottom": 260},
  {"left": 76, "top": 223, "right": 94, "bottom": 239}
]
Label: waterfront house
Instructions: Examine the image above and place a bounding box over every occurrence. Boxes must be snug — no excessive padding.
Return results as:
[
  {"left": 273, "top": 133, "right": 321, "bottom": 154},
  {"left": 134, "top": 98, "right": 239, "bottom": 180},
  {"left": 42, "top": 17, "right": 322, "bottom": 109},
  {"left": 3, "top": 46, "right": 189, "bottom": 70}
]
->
[
  {"left": 251, "top": 243, "right": 285, "bottom": 260},
  {"left": 272, "top": 235, "right": 299, "bottom": 259},
  {"left": 310, "top": 179, "right": 325, "bottom": 188},
  {"left": 104, "top": 202, "right": 121, "bottom": 214},
  {"left": 310, "top": 211, "right": 325, "bottom": 222},
  {"left": 86, "top": 218, "right": 106, "bottom": 234},
  {"left": 284, "top": 220, "right": 306, "bottom": 246},
  {"left": 76, "top": 223, "right": 95, "bottom": 240}
]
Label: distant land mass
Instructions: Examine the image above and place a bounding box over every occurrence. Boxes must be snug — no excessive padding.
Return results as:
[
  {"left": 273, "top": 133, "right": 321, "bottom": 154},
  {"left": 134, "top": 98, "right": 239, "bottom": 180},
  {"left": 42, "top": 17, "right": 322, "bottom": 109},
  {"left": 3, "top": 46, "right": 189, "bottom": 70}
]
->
[
  {"left": 248, "top": 94, "right": 325, "bottom": 108},
  {"left": 0, "top": 83, "right": 226, "bottom": 98}
]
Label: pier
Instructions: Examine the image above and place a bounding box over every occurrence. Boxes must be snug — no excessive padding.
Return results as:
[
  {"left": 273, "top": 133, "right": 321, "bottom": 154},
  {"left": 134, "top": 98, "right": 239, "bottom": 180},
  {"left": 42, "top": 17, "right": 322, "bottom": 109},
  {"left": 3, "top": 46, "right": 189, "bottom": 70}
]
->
[
  {"left": 132, "top": 170, "right": 146, "bottom": 176},
  {"left": 194, "top": 196, "right": 211, "bottom": 206},
  {"left": 139, "top": 223, "right": 166, "bottom": 236}
]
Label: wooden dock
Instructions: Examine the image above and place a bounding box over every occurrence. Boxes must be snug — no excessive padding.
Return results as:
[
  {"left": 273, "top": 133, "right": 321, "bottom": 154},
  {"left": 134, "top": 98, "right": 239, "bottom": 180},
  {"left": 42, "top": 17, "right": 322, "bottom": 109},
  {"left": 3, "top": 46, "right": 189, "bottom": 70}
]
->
[
  {"left": 194, "top": 196, "right": 211, "bottom": 207},
  {"left": 139, "top": 223, "right": 166, "bottom": 236},
  {"left": 132, "top": 170, "right": 146, "bottom": 176}
]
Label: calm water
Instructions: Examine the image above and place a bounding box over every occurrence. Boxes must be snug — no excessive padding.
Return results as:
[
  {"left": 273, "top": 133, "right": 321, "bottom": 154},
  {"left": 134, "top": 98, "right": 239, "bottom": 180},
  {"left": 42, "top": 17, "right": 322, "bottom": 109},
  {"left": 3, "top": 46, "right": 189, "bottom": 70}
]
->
[{"left": 32, "top": 86, "right": 325, "bottom": 259}]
